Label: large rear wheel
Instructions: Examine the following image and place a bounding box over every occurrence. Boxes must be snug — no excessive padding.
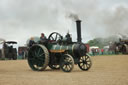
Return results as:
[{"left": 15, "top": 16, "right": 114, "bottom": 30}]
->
[{"left": 27, "top": 44, "right": 49, "bottom": 71}]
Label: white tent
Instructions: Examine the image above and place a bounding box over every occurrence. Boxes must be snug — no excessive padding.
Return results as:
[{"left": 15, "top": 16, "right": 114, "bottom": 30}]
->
[
  {"left": 90, "top": 46, "right": 99, "bottom": 49},
  {"left": 89, "top": 46, "right": 99, "bottom": 54}
]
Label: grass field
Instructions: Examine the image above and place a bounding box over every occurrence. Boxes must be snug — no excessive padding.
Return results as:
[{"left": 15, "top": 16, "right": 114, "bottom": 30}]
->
[{"left": 0, "top": 55, "right": 128, "bottom": 85}]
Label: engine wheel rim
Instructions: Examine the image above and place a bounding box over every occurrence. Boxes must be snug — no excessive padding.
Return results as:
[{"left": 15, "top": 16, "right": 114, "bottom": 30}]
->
[
  {"left": 49, "top": 64, "right": 60, "bottom": 69},
  {"left": 60, "top": 54, "right": 74, "bottom": 72},
  {"left": 28, "top": 45, "right": 49, "bottom": 71},
  {"left": 78, "top": 54, "right": 92, "bottom": 71}
]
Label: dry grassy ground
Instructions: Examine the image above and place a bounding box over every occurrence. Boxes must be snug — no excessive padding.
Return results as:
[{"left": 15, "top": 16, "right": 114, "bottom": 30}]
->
[{"left": 0, "top": 55, "right": 128, "bottom": 85}]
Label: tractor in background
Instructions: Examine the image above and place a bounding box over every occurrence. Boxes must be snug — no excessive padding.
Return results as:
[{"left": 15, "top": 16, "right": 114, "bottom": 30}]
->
[{"left": 0, "top": 41, "right": 17, "bottom": 60}]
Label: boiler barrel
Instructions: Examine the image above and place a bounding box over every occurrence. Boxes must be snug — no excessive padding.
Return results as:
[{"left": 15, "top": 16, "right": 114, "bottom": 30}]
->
[{"left": 48, "top": 43, "right": 86, "bottom": 57}]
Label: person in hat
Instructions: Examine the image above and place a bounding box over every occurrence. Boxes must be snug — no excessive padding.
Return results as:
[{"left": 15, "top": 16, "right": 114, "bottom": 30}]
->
[
  {"left": 65, "top": 32, "right": 72, "bottom": 43},
  {"left": 28, "top": 37, "right": 35, "bottom": 47},
  {"left": 40, "top": 33, "right": 47, "bottom": 44}
]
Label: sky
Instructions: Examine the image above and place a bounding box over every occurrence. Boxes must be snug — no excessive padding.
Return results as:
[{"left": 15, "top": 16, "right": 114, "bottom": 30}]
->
[{"left": 0, "top": 0, "right": 128, "bottom": 46}]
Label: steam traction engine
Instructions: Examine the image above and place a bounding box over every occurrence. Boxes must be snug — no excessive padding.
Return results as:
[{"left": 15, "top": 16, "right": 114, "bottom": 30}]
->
[
  {"left": 115, "top": 38, "right": 128, "bottom": 54},
  {"left": 27, "top": 20, "right": 92, "bottom": 72},
  {"left": 0, "top": 41, "right": 17, "bottom": 60}
]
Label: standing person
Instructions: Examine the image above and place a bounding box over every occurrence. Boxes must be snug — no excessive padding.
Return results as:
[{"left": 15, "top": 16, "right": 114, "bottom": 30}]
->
[
  {"left": 28, "top": 37, "right": 35, "bottom": 47},
  {"left": 101, "top": 49, "right": 104, "bottom": 55},
  {"left": 65, "top": 33, "right": 72, "bottom": 43},
  {"left": 91, "top": 49, "right": 95, "bottom": 56},
  {"left": 40, "top": 33, "right": 47, "bottom": 44}
]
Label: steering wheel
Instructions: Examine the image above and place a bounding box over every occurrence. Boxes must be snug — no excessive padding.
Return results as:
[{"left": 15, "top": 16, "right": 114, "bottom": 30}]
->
[{"left": 48, "top": 32, "right": 63, "bottom": 42}]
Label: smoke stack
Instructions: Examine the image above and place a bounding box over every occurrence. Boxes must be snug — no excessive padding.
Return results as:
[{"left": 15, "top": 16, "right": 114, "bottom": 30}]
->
[{"left": 76, "top": 20, "right": 82, "bottom": 42}]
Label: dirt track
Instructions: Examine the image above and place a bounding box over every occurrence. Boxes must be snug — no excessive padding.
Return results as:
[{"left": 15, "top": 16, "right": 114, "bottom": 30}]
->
[{"left": 0, "top": 55, "right": 128, "bottom": 85}]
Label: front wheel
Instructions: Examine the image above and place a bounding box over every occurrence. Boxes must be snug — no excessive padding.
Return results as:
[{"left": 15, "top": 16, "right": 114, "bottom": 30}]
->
[
  {"left": 78, "top": 54, "right": 92, "bottom": 71},
  {"left": 60, "top": 54, "right": 74, "bottom": 72}
]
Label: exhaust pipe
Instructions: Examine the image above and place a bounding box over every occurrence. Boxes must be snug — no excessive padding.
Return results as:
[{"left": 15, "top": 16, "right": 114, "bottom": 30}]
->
[{"left": 76, "top": 20, "right": 82, "bottom": 42}]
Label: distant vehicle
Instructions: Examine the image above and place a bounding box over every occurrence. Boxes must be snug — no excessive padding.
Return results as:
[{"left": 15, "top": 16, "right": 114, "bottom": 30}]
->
[
  {"left": 0, "top": 41, "right": 17, "bottom": 60},
  {"left": 114, "top": 38, "right": 128, "bottom": 54}
]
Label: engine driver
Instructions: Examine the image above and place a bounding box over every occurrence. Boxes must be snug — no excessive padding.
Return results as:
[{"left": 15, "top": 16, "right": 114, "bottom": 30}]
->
[
  {"left": 65, "top": 33, "right": 72, "bottom": 43},
  {"left": 40, "top": 33, "right": 47, "bottom": 45}
]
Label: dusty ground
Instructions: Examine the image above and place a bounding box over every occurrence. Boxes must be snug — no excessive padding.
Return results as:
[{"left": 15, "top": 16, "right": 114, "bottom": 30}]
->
[{"left": 0, "top": 55, "right": 128, "bottom": 85}]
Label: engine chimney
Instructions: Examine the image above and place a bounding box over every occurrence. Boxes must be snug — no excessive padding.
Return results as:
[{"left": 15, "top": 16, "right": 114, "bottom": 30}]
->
[{"left": 76, "top": 20, "right": 82, "bottom": 42}]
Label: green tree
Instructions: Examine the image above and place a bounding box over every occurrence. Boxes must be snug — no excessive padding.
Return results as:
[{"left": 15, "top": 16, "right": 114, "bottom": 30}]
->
[{"left": 87, "top": 36, "right": 119, "bottom": 48}]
